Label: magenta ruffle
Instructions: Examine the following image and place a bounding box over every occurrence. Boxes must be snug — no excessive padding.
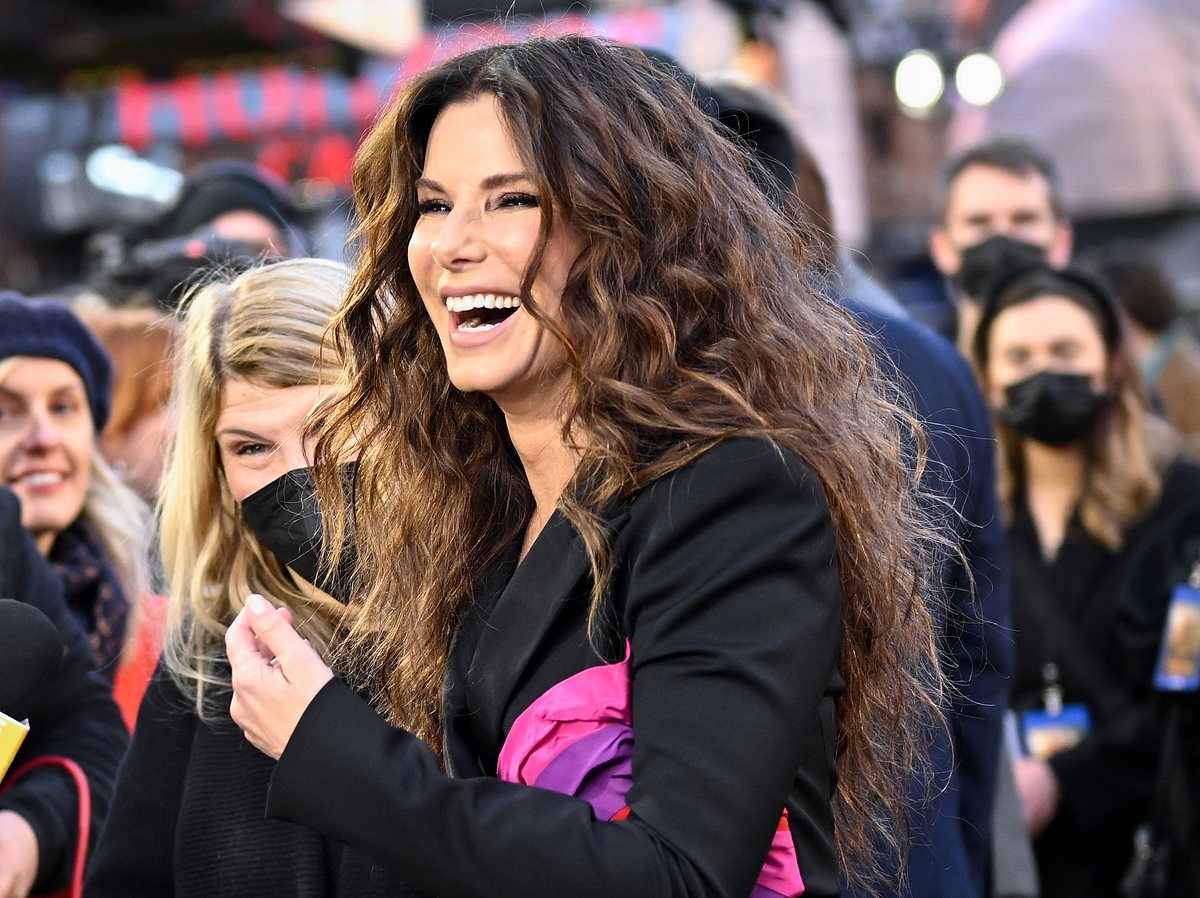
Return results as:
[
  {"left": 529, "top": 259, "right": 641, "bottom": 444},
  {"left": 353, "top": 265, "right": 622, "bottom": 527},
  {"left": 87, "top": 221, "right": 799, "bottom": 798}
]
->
[{"left": 496, "top": 643, "right": 805, "bottom": 895}]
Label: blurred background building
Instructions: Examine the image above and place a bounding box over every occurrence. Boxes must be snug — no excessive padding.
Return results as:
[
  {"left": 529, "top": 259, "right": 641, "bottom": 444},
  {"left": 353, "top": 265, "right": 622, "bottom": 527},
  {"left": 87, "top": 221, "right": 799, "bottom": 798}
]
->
[{"left": 1, "top": 0, "right": 1197, "bottom": 327}]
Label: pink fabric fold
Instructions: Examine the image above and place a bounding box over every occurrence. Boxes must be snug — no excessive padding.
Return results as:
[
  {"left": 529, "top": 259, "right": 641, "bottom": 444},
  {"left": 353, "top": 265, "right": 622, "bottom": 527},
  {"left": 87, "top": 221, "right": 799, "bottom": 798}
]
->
[{"left": 496, "top": 641, "right": 805, "bottom": 895}]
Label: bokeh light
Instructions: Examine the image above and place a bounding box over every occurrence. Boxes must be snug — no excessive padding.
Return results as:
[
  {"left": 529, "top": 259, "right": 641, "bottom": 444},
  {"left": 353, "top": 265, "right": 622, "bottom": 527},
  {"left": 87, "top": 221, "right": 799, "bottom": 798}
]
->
[
  {"left": 955, "top": 53, "right": 1004, "bottom": 107},
  {"left": 894, "top": 50, "right": 945, "bottom": 114}
]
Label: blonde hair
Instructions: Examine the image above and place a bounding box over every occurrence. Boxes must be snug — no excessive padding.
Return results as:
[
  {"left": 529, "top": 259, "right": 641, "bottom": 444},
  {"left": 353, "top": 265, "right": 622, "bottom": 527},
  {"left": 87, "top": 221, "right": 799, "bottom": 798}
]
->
[
  {"left": 0, "top": 355, "right": 150, "bottom": 661},
  {"left": 157, "top": 258, "right": 352, "bottom": 715}
]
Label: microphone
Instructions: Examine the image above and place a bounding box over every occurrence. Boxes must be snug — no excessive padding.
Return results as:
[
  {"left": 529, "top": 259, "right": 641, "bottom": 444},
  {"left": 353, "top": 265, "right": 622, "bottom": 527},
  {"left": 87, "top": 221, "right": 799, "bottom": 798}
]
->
[{"left": 0, "top": 599, "right": 66, "bottom": 778}]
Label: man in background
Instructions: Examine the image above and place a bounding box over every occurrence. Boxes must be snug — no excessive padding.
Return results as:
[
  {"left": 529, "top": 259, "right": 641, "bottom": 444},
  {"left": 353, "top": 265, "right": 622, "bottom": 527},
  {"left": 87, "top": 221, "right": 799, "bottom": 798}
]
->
[{"left": 929, "top": 138, "right": 1073, "bottom": 348}]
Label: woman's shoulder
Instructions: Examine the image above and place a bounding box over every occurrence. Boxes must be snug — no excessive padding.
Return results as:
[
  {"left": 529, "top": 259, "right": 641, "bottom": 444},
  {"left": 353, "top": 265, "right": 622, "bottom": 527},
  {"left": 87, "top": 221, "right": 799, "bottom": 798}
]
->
[
  {"left": 1119, "top": 454, "right": 1200, "bottom": 565},
  {"left": 626, "top": 436, "right": 830, "bottom": 529},
  {"left": 1161, "top": 453, "right": 1200, "bottom": 492},
  {"left": 1147, "top": 454, "right": 1200, "bottom": 523}
]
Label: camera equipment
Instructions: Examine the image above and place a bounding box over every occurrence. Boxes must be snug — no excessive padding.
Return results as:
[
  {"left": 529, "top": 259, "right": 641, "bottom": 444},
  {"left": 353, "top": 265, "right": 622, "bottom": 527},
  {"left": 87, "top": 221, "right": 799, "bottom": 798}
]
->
[{"left": 84, "top": 226, "right": 274, "bottom": 309}]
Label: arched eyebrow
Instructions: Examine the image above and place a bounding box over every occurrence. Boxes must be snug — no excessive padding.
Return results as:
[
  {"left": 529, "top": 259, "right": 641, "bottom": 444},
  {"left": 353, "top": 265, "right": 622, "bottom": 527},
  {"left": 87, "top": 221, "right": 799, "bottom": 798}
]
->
[
  {"left": 215, "top": 427, "right": 269, "bottom": 443},
  {"left": 415, "top": 172, "right": 533, "bottom": 192},
  {"left": 48, "top": 384, "right": 87, "bottom": 400}
]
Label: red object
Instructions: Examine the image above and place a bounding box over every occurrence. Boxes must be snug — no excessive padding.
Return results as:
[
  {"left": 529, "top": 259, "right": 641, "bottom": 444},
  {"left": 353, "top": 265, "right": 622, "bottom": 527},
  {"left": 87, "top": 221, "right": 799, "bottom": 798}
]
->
[
  {"left": 1, "top": 755, "right": 90, "bottom": 898},
  {"left": 111, "top": 594, "right": 167, "bottom": 732}
]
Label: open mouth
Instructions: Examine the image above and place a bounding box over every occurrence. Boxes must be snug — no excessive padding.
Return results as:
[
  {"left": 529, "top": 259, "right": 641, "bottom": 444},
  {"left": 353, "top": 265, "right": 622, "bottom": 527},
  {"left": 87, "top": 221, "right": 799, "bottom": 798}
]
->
[{"left": 447, "top": 293, "right": 521, "bottom": 333}]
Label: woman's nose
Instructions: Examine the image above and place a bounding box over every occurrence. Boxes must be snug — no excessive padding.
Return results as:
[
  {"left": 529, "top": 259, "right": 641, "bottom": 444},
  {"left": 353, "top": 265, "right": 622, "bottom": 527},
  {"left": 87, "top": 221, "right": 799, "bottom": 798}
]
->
[
  {"left": 430, "top": 207, "right": 486, "bottom": 270},
  {"left": 22, "top": 409, "right": 60, "bottom": 450}
]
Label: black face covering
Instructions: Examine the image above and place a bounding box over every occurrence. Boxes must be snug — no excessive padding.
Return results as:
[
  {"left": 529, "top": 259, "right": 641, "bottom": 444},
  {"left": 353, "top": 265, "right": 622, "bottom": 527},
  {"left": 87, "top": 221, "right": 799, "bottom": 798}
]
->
[
  {"left": 240, "top": 465, "right": 356, "bottom": 604},
  {"left": 996, "top": 371, "right": 1110, "bottom": 446},
  {"left": 954, "top": 234, "right": 1049, "bottom": 299}
]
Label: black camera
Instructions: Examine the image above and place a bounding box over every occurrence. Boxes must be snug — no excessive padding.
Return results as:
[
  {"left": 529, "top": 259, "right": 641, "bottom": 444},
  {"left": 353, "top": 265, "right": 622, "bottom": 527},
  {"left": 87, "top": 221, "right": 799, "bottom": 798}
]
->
[{"left": 84, "top": 227, "right": 274, "bottom": 309}]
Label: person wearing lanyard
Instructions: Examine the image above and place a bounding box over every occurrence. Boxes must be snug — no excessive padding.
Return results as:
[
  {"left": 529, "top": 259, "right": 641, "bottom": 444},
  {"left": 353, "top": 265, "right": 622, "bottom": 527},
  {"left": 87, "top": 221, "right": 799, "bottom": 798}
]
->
[{"left": 970, "top": 263, "right": 1200, "bottom": 898}]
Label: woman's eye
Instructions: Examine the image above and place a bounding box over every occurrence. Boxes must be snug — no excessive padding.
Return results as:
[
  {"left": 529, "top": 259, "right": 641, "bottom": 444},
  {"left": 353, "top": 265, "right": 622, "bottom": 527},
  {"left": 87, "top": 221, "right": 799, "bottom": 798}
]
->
[
  {"left": 497, "top": 192, "right": 539, "bottom": 209},
  {"left": 416, "top": 198, "right": 450, "bottom": 215},
  {"left": 1052, "top": 343, "right": 1081, "bottom": 361},
  {"left": 235, "top": 442, "right": 269, "bottom": 457}
]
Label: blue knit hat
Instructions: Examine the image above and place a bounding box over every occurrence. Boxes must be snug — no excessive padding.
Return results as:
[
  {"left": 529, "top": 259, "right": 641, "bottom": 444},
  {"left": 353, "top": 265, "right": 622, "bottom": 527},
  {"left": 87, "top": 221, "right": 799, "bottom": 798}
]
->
[{"left": 0, "top": 291, "right": 112, "bottom": 431}]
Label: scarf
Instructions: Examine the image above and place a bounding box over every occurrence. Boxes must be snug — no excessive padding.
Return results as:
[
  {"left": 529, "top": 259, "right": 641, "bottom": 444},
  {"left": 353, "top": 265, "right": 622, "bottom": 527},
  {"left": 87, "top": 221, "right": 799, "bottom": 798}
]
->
[{"left": 49, "top": 520, "right": 130, "bottom": 679}]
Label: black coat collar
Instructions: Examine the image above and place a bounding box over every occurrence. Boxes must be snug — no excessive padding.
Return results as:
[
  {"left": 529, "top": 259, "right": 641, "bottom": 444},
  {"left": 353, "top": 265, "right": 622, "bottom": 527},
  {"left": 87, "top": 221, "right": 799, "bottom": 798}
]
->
[{"left": 443, "top": 502, "right": 631, "bottom": 777}]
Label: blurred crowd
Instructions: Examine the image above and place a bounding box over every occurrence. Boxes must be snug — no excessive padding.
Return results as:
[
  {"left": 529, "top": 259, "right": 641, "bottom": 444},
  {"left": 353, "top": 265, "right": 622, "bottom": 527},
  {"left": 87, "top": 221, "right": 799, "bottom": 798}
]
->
[{"left": 1, "top": 1, "right": 1198, "bottom": 897}]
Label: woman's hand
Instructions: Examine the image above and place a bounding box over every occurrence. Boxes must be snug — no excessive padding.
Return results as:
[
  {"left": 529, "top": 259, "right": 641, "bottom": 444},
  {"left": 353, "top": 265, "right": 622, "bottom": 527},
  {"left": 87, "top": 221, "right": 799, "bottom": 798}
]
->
[
  {"left": 0, "top": 809, "right": 38, "bottom": 898},
  {"left": 226, "top": 594, "right": 333, "bottom": 760},
  {"left": 1013, "top": 755, "right": 1061, "bottom": 837}
]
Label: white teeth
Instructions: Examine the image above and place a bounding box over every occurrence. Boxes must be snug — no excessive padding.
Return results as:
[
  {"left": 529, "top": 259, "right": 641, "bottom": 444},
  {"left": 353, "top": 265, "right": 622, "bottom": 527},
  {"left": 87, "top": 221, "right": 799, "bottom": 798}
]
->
[
  {"left": 445, "top": 293, "right": 521, "bottom": 313},
  {"left": 19, "top": 472, "right": 63, "bottom": 486}
]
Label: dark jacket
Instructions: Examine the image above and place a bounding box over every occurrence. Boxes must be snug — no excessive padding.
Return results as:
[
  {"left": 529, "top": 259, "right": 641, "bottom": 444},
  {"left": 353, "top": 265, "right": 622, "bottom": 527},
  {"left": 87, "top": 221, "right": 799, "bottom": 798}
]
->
[
  {"left": 1008, "top": 456, "right": 1200, "bottom": 898},
  {"left": 0, "top": 487, "right": 128, "bottom": 894},
  {"left": 1121, "top": 493, "right": 1200, "bottom": 897},
  {"left": 849, "top": 302, "right": 1012, "bottom": 898},
  {"left": 83, "top": 662, "right": 417, "bottom": 898},
  {"left": 266, "top": 438, "right": 845, "bottom": 898}
]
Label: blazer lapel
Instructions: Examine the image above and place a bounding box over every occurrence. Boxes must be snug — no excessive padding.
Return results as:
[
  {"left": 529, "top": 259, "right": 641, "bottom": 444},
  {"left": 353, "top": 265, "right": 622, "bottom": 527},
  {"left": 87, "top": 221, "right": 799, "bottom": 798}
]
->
[{"left": 468, "top": 503, "right": 631, "bottom": 755}]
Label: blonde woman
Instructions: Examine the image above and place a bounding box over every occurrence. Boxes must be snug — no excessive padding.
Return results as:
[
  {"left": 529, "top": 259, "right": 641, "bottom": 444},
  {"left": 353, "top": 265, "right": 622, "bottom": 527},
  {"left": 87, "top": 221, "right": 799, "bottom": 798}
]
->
[{"left": 84, "top": 260, "right": 413, "bottom": 898}]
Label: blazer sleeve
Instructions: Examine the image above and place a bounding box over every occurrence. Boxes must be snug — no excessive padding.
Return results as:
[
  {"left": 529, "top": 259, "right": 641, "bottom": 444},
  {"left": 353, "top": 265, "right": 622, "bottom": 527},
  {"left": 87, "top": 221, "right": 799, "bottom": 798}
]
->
[
  {"left": 83, "top": 660, "right": 194, "bottom": 898},
  {"left": 0, "top": 489, "right": 129, "bottom": 895},
  {"left": 265, "top": 439, "right": 844, "bottom": 898}
]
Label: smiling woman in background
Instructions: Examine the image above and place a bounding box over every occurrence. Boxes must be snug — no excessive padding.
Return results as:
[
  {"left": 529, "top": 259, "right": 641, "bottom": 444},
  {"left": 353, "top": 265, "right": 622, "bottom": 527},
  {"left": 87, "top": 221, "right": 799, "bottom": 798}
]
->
[
  {"left": 0, "top": 294, "right": 151, "bottom": 704},
  {"left": 0, "top": 292, "right": 152, "bottom": 896}
]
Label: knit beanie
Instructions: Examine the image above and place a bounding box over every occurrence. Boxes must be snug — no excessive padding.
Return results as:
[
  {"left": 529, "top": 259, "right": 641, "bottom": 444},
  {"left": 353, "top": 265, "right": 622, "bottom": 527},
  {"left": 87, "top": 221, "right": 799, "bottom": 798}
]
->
[{"left": 0, "top": 291, "right": 113, "bottom": 431}]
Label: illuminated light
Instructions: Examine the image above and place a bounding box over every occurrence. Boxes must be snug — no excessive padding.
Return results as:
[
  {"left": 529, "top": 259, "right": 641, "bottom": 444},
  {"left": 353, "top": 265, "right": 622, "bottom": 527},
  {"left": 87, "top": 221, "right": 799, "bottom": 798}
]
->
[
  {"left": 956, "top": 53, "right": 1004, "bottom": 106},
  {"left": 894, "top": 50, "right": 945, "bottom": 114},
  {"left": 84, "top": 145, "right": 183, "bottom": 204}
]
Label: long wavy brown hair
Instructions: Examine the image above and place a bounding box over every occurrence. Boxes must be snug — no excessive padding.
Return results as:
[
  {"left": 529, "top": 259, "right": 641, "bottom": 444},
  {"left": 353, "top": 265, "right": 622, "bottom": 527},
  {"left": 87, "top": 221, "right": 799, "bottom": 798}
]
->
[{"left": 316, "top": 35, "right": 944, "bottom": 890}]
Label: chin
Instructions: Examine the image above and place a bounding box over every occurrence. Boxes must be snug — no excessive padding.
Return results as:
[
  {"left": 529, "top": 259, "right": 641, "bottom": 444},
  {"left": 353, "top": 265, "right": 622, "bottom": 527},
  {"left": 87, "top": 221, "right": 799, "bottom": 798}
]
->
[
  {"left": 445, "top": 365, "right": 513, "bottom": 397},
  {"left": 19, "top": 498, "right": 84, "bottom": 539}
]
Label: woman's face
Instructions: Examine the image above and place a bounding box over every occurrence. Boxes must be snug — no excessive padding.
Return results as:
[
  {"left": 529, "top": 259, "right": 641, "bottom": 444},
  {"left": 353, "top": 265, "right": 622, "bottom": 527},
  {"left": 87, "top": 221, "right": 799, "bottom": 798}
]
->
[
  {"left": 985, "top": 295, "right": 1110, "bottom": 405},
  {"left": 215, "top": 379, "right": 336, "bottom": 502},
  {"left": 0, "top": 358, "right": 95, "bottom": 552},
  {"left": 407, "top": 94, "right": 584, "bottom": 417}
]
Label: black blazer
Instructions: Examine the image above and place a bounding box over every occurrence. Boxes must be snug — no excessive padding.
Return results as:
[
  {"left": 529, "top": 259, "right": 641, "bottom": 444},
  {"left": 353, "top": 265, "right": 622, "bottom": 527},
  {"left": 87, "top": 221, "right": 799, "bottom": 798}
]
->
[
  {"left": 83, "top": 663, "right": 418, "bottom": 898},
  {"left": 267, "top": 438, "right": 845, "bottom": 897}
]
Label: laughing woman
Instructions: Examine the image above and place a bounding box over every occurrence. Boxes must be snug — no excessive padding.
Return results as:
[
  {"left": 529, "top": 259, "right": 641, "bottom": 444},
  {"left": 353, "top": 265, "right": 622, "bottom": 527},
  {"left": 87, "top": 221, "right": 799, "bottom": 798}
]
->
[{"left": 226, "top": 36, "right": 946, "bottom": 898}]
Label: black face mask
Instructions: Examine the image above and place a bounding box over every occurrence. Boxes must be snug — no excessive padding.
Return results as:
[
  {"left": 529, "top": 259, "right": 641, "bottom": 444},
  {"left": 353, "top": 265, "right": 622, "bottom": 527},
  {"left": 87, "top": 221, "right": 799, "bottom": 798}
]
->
[
  {"left": 240, "top": 465, "right": 356, "bottom": 604},
  {"left": 954, "top": 234, "right": 1049, "bottom": 299},
  {"left": 996, "top": 371, "right": 1110, "bottom": 446}
]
